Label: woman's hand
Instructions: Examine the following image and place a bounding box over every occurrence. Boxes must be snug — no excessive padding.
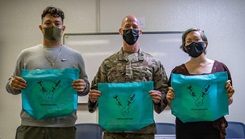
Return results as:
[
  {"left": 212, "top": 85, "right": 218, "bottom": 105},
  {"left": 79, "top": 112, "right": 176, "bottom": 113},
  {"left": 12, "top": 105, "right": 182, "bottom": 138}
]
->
[
  {"left": 226, "top": 80, "right": 235, "bottom": 99},
  {"left": 166, "top": 87, "right": 175, "bottom": 106}
]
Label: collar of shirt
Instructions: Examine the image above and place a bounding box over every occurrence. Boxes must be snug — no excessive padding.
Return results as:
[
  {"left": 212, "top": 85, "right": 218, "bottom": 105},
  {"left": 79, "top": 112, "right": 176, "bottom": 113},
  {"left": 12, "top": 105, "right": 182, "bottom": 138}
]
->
[{"left": 117, "top": 48, "right": 145, "bottom": 62}]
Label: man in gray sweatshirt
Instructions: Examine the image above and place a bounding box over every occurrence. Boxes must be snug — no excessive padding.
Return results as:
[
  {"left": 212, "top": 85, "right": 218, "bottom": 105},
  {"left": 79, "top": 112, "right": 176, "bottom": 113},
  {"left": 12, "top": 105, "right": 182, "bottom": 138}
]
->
[{"left": 6, "top": 6, "right": 89, "bottom": 139}]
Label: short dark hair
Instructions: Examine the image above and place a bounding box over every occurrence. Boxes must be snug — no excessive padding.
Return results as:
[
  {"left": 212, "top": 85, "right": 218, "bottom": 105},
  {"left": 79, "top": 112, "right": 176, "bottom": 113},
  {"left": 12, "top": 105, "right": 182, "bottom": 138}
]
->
[
  {"left": 41, "top": 6, "right": 65, "bottom": 22},
  {"left": 180, "top": 28, "right": 208, "bottom": 53}
]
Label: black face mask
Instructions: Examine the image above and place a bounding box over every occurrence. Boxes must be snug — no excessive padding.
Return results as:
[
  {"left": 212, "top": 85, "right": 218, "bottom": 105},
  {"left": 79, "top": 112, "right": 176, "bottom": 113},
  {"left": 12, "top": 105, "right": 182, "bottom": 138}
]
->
[
  {"left": 122, "top": 29, "right": 139, "bottom": 45},
  {"left": 185, "top": 42, "right": 205, "bottom": 58}
]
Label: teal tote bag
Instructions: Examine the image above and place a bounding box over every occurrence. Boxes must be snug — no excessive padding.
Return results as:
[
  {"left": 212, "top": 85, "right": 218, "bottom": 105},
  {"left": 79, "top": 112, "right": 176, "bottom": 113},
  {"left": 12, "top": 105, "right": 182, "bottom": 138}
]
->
[
  {"left": 21, "top": 68, "right": 79, "bottom": 119},
  {"left": 98, "top": 81, "right": 154, "bottom": 132},
  {"left": 171, "top": 71, "right": 228, "bottom": 123}
]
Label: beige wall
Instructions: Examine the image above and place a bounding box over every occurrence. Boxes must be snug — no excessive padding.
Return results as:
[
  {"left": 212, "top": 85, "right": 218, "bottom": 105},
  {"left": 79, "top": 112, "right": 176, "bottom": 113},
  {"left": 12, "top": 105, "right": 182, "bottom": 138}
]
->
[{"left": 1, "top": 0, "right": 245, "bottom": 138}]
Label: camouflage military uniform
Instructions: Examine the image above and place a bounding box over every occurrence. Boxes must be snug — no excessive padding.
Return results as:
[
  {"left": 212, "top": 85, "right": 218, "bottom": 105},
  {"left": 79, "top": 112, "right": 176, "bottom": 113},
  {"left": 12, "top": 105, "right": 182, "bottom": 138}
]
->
[{"left": 88, "top": 48, "right": 168, "bottom": 139}]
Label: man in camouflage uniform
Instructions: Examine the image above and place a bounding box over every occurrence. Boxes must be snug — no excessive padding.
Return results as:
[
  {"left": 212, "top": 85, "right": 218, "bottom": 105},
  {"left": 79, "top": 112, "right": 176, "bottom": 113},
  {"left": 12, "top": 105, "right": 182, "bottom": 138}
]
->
[{"left": 88, "top": 15, "right": 169, "bottom": 139}]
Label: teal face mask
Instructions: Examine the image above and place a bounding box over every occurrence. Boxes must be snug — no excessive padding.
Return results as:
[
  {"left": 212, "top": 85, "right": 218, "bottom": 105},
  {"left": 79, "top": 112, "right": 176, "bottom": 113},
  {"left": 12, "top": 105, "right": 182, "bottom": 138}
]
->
[{"left": 44, "top": 26, "right": 62, "bottom": 42}]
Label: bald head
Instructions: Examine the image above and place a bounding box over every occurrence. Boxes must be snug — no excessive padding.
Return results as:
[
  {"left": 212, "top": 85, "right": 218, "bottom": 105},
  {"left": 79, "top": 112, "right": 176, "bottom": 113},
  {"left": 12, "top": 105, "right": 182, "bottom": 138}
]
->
[{"left": 120, "top": 15, "right": 141, "bottom": 30}]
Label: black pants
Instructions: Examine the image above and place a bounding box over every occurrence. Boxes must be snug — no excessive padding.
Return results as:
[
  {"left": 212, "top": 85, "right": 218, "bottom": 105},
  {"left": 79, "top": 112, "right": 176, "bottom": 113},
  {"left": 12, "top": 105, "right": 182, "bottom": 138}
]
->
[
  {"left": 176, "top": 118, "right": 220, "bottom": 139},
  {"left": 103, "top": 132, "right": 154, "bottom": 139}
]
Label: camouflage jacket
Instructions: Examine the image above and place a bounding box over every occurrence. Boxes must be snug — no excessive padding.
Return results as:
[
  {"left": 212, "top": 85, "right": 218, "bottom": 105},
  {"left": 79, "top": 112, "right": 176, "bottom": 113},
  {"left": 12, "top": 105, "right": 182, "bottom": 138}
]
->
[{"left": 88, "top": 48, "right": 169, "bottom": 134}]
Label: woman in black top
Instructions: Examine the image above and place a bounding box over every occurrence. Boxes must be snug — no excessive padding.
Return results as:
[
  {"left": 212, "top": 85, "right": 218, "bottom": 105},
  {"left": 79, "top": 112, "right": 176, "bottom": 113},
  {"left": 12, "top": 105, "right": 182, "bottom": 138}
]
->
[{"left": 166, "top": 28, "right": 235, "bottom": 139}]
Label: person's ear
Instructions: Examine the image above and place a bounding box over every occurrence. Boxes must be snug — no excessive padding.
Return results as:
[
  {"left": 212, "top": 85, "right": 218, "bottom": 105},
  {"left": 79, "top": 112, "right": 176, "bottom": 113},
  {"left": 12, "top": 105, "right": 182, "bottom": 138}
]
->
[
  {"left": 204, "top": 41, "right": 208, "bottom": 48},
  {"left": 39, "top": 25, "right": 44, "bottom": 33},
  {"left": 119, "top": 28, "right": 123, "bottom": 35},
  {"left": 62, "top": 26, "right": 66, "bottom": 31},
  {"left": 139, "top": 30, "right": 143, "bottom": 36}
]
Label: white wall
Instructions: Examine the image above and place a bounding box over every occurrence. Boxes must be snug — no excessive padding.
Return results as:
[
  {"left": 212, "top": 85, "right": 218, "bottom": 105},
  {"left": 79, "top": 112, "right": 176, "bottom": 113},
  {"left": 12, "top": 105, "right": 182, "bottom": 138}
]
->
[{"left": 0, "top": 0, "right": 245, "bottom": 138}]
